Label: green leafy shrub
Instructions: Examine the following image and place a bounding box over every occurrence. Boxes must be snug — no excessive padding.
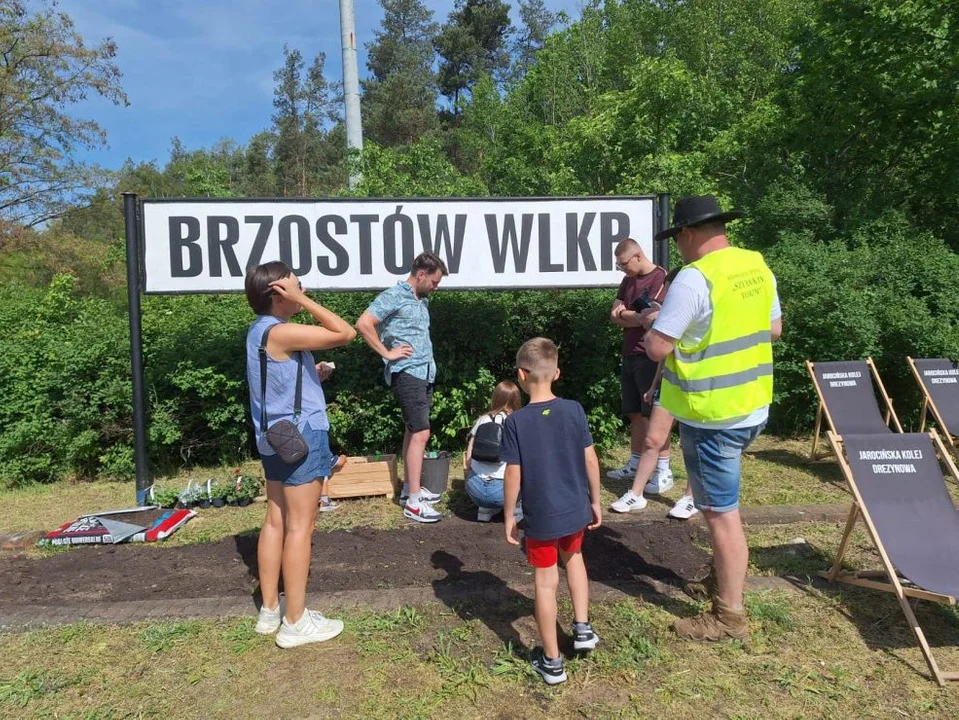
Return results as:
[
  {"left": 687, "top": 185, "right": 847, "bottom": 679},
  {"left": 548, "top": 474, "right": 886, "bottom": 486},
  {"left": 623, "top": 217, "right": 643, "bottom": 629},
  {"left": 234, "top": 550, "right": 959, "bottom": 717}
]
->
[
  {"left": 5, "top": 214, "right": 959, "bottom": 487},
  {"left": 765, "top": 215, "right": 959, "bottom": 433}
]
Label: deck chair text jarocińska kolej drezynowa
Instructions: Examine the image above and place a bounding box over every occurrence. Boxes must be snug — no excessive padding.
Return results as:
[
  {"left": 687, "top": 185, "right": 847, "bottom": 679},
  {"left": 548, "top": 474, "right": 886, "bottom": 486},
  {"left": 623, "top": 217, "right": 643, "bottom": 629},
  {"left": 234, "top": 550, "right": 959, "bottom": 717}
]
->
[
  {"left": 806, "top": 358, "right": 903, "bottom": 459},
  {"left": 908, "top": 357, "right": 959, "bottom": 458},
  {"left": 820, "top": 430, "right": 959, "bottom": 686}
]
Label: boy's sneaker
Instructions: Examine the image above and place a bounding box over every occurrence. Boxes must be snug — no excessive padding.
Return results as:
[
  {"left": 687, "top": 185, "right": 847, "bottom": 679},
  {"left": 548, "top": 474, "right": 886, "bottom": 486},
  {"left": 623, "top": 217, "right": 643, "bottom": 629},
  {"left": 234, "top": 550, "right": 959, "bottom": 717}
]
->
[
  {"left": 477, "top": 506, "right": 497, "bottom": 522},
  {"left": 254, "top": 602, "right": 282, "bottom": 635},
  {"left": 275, "top": 610, "right": 344, "bottom": 648},
  {"left": 668, "top": 494, "right": 699, "bottom": 520},
  {"left": 403, "top": 500, "right": 442, "bottom": 523},
  {"left": 318, "top": 498, "right": 339, "bottom": 513},
  {"left": 610, "top": 489, "right": 647, "bottom": 513},
  {"left": 645, "top": 468, "right": 674, "bottom": 494},
  {"left": 571, "top": 622, "right": 600, "bottom": 651},
  {"left": 530, "top": 647, "right": 567, "bottom": 685},
  {"left": 606, "top": 461, "right": 638, "bottom": 481},
  {"left": 399, "top": 485, "right": 442, "bottom": 504}
]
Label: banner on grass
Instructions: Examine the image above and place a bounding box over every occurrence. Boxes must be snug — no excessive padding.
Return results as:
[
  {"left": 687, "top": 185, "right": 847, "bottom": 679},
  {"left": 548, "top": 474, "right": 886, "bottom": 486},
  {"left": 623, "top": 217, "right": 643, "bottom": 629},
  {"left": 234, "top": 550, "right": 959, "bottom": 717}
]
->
[{"left": 141, "top": 197, "right": 656, "bottom": 293}]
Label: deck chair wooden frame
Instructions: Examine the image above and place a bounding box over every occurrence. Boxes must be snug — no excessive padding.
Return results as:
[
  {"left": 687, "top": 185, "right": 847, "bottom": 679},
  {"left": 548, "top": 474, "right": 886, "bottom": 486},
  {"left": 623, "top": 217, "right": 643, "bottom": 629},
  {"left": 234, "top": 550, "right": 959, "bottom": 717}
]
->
[
  {"left": 818, "top": 430, "right": 959, "bottom": 686},
  {"left": 908, "top": 356, "right": 958, "bottom": 455},
  {"left": 807, "top": 357, "right": 903, "bottom": 459}
]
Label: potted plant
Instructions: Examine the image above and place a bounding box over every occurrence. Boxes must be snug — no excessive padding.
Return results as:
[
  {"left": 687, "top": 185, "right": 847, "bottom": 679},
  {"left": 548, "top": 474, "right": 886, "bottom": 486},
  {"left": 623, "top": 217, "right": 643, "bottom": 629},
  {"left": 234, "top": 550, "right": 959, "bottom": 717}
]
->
[
  {"left": 233, "top": 471, "right": 262, "bottom": 506},
  {"left": 192, "top": 478, "right": 214, "bottom": 508},
  {"left": 150, "top": 486, "right": 180, "bottom": 509},
  {"left": 210, "top": 482, "right": 230, "bottom": 508}
]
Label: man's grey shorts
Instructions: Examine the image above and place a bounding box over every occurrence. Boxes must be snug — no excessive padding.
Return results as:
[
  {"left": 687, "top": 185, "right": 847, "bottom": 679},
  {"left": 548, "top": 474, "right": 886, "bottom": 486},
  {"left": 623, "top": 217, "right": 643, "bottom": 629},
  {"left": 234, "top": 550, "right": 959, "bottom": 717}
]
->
[{"left": 391, "top": 371, "right": 434, "bottom": 432}]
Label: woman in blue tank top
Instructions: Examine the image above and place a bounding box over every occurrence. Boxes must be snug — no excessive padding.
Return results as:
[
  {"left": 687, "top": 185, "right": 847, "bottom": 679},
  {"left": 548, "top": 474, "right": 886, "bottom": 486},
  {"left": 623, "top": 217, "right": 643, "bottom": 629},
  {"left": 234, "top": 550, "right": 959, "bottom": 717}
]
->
[{"left": 244, "top": 261, "right": 356, "bottom": 648}]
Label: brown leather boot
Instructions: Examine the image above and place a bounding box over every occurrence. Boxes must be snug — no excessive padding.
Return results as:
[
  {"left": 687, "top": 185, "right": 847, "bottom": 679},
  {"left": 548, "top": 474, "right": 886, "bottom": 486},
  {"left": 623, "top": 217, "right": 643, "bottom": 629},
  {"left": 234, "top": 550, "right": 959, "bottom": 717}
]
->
[{"left": 673, "top": 597, "right": 748, "bottom": 642}]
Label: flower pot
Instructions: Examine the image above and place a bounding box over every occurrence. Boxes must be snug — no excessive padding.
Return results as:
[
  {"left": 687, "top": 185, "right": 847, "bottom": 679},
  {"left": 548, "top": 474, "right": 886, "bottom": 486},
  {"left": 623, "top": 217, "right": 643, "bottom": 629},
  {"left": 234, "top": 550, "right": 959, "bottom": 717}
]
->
[
  {"left": 196, "top": 499, "right": 211, "bottom": 509},
  {"left": 211, "top": 498, "right": 226, "bottom": 508},
  {"left": 237, "top": 497, "right": 252, "bottom": 507},
  {"left": 420, "top": 451, "right": 451, "bottom": 495}
]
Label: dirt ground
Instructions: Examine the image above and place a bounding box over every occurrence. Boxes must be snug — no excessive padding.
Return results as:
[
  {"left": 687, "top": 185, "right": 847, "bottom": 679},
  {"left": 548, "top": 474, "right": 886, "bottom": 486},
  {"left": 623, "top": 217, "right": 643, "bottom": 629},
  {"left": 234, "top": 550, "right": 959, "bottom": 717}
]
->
[{"left": 0, "top": 516, "right": 710, "bottom": 605}]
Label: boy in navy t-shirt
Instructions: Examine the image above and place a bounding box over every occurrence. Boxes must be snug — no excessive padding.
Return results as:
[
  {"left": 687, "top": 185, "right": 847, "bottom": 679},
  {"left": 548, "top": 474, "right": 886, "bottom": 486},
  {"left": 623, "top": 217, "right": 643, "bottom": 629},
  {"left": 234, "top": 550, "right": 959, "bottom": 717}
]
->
[{"left": 502, "top": 337, "right": 603, "bottom": 685}]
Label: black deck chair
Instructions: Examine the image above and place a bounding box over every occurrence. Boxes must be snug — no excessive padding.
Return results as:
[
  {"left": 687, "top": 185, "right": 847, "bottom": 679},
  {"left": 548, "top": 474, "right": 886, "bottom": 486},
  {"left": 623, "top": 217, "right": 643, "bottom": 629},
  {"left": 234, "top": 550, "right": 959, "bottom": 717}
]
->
[
  {"left": 806, "top": 358, "right": 903, "bottom": 459},
  {"left": 820, "top": 431, "right": 959, "bottom": 686},
  {"left": 908, "top": 357, "right": 959, "bottom": 461}
]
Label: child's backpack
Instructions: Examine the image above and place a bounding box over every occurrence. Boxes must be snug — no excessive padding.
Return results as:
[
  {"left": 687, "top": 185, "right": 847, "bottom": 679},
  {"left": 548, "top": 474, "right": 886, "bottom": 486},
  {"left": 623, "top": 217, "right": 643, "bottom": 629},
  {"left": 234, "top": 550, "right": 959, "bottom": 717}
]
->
[{"left": 471, "top": 413, "right": 506, "bottom": 462}]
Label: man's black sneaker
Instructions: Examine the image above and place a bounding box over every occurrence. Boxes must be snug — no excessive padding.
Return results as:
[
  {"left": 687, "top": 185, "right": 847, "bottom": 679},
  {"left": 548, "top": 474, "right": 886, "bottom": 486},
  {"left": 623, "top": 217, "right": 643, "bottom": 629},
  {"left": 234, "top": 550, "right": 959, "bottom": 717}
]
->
[
  {"left": 530, "top": 647, "right": 567, "bottom": 685},
  {"left": 572, "top": 621, "right": 600, "bottom": 651}
]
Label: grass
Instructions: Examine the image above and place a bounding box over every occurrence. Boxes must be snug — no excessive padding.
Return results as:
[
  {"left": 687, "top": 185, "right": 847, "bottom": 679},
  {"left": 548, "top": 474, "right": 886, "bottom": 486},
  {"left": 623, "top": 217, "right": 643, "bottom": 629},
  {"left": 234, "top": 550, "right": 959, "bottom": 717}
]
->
[
  {"left": 600, "top": 434, "right": 852, "bottom": 508},
  {"left": 0, "top": 589, "right": 956, "bottom": 719},
  {"left": 1, "top": 436, "right": 959, "bottom": 716},
  {"left": 0, "top": 434, "right": 857, "bottom": 546}
]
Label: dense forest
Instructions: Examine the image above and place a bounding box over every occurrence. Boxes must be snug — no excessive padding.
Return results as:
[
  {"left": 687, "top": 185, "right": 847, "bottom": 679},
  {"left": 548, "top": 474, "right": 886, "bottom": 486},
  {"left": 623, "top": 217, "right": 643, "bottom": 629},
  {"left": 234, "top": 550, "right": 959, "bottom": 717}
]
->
[{"left": 1, "top": 0, "right": 957, "bottom": 484}]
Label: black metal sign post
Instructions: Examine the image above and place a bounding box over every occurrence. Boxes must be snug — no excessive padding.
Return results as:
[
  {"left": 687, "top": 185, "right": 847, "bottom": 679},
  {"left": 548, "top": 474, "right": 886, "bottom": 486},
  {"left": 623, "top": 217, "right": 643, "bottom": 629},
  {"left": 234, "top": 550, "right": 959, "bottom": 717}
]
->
[
  {"left": 123, "top": 192, "right": 150, "bottom": 505},
  {"left": 655, "top": 193, "right": 670, "bottom": 268}
]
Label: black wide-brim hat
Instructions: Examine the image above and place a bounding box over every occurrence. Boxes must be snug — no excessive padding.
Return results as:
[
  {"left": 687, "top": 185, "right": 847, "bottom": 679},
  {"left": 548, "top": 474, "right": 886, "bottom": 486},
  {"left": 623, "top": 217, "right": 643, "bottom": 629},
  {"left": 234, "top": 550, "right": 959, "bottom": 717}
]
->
[{"left": 654, "top": 195, "right": 744, "bottom": 242}]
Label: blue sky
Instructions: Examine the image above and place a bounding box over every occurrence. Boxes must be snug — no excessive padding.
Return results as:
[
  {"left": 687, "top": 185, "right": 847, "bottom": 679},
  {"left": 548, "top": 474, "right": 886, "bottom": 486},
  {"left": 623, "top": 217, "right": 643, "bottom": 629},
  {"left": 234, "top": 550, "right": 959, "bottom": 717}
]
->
[{"left": 63, "top": 0, "right": 584, "bottom": 170}]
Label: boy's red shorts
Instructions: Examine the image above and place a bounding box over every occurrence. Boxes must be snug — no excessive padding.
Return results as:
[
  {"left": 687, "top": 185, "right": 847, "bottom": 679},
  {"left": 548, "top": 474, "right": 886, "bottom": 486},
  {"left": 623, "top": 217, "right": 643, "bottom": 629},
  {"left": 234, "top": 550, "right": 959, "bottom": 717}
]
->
[{"left": 526, "top": 529, "right": 585, "bottom": 568}]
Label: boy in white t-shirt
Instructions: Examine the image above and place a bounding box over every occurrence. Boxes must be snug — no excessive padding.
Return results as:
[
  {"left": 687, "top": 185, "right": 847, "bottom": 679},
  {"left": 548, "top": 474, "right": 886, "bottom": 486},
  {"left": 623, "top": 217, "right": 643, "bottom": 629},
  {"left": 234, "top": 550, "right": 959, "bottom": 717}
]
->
[{"left": 463, "top": 381, "right": 523, "bottom": 522}]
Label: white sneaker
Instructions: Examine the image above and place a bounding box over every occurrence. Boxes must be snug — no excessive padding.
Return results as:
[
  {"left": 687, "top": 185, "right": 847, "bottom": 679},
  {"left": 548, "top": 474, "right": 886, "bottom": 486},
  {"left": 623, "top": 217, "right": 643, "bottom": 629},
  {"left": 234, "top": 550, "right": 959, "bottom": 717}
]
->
[
  {"left": 255, "top": 602, "right": 282, "bottom": 635},
  {"left": 668, "top": 494, "right": 699, "bottom": 520},
  {"left": 318, "top": 498, "right": 339, "bottom": 513},
  {"left": 610, "top": 489, "right": 648, "bottom": 513},
  {"left": 646, "top": 468, "right": 675, "bottom": 495},
  {"left": 477, "top": 507, "right": 497, "bottom": 522},
  {"left": 403, "top": 500, "right": 442, "bottom": 523},
  {"left": 606, "top": 461, "right": 638, "bottom": 481},
  {"left": 275, "top": 609, "right": 344, "bottom": 648},
  {"left": 400, "top": 485, "right": 442, "bottom": 503}
]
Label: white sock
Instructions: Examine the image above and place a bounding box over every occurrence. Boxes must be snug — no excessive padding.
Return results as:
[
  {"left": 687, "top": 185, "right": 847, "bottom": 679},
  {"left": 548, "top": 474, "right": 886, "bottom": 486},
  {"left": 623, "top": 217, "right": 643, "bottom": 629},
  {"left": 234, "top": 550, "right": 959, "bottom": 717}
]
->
[
  {"left": 402, "top": 482, "right": 410, "bottom": 496},
  {"left": 657, "top": 456, "right": 670, "bottom": 472},
  {"left": 629, "top": 452, "right": 641, "bottom": 466}
]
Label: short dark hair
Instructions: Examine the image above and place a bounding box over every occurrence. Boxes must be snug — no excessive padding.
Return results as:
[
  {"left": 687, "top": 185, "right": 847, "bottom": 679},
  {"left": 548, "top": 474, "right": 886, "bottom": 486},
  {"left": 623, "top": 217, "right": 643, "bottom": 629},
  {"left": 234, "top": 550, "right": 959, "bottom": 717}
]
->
[
  {"left": 411, "top": 251, "right": 448, "bottom": 277},
  {"left": 614, "top": 238, "right": 640, "bottom": 257},
  {"left": 245, "top": 261, "right": 292, "bottom": 315}
]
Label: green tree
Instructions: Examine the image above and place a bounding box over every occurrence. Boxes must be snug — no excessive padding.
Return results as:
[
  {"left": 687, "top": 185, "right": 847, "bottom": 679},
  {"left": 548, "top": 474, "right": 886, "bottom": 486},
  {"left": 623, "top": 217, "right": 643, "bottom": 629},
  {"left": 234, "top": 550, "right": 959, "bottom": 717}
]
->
[
  {"left": 363, "top": 0, "right": 438, "bottom": 146},
  {"left": 272, "top": 46, "right": 342, "bottom": 196},
  {"left": 434, "top": 0, "right": 513, "bottom": 112},
  {"left": 511, "top": 0, "right": 560, "bottom": 80},
  {"left": 0, "top": 0, "right": 128, "bottom": 231},
  {"left": 776, "top": 0, "right": 958, "bottom": 247}
]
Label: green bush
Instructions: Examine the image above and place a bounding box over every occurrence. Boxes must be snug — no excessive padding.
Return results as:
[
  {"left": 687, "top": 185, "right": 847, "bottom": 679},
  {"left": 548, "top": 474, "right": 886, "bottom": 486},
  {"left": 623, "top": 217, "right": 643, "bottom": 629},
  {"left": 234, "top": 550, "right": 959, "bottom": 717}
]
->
[
  {"left": 4, "top": 215, "right": 959, "bottom": 486},
  {"left": 0, "top": 275, "right": 625, "bottom": 485},
  {"left": 765, "top": 215, "right": 959, "bottom": 433}
]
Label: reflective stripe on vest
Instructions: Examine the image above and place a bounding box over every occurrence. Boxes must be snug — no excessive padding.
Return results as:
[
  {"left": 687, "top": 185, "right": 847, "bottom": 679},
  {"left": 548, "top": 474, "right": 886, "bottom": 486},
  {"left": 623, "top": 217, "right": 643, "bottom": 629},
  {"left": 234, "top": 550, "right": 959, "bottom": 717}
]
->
[{"left": 660, "top": 247, "right": 775, "bottom": 422}]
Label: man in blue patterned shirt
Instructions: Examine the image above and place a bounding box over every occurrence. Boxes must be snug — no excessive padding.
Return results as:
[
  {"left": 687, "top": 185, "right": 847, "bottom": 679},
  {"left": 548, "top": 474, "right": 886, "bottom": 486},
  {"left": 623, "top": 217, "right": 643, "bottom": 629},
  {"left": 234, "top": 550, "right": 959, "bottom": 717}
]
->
[{"left": 356, "top": 252, "right": 448, "bottom": 523}]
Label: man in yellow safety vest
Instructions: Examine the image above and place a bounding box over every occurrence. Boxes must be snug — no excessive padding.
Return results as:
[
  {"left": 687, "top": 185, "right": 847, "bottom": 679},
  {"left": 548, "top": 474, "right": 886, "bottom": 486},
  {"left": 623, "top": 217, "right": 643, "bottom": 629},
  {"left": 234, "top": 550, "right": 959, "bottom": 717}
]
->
[{"left": 644, "top": 195, "right": 783, "bottom": 641}]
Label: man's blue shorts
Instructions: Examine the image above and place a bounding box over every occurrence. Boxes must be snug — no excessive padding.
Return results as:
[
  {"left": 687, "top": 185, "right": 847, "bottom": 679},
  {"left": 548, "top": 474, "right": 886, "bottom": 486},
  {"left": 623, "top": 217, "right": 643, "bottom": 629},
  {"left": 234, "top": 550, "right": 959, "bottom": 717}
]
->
[{"left": 679, "top": 422, "right": 765, "bottom": 513}]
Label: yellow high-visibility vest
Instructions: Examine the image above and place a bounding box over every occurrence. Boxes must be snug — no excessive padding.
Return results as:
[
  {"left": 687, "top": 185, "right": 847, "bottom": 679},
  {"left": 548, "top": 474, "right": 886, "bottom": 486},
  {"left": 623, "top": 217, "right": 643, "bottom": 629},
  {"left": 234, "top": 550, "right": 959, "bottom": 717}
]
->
[{"left": 660, "top": 247, "right": 775, "bottom": 422}]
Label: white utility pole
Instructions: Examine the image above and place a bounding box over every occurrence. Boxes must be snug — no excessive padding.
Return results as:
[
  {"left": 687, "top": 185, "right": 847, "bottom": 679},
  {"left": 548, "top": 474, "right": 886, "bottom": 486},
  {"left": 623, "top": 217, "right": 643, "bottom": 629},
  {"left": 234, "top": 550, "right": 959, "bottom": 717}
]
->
[{"left": 339, "top": 0, "right": 364, "bottom": 189}]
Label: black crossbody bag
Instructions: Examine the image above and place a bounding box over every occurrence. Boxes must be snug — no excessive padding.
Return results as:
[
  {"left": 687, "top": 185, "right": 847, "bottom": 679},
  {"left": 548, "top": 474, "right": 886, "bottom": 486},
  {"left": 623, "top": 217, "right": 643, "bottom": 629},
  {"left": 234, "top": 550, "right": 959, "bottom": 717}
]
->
[{"left": 259, "top": 326, "right": 310, "bottom": 465}]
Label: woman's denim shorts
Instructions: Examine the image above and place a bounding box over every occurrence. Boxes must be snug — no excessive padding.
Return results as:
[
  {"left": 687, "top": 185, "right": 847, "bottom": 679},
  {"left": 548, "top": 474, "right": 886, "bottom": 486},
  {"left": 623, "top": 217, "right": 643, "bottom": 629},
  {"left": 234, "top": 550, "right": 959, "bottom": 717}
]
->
[{"left": 260, "top": 424, "right": 335, "bottom": 486}]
